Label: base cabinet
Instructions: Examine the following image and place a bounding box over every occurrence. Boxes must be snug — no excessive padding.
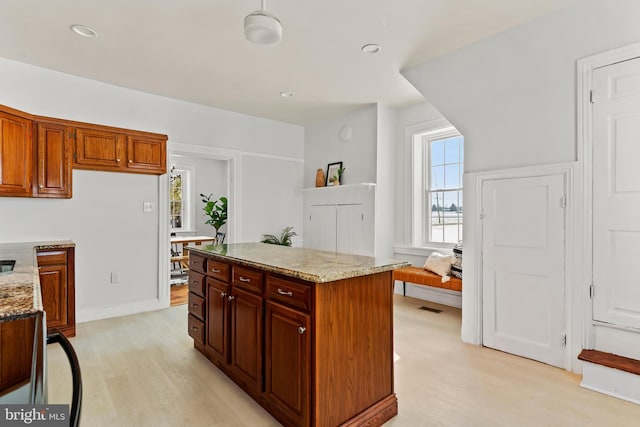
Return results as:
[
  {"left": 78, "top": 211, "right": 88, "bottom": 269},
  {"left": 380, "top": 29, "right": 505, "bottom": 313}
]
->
[
  {"left": 229, "top": 287, "right": 263, "bottom": 395},
  {"left": 37, "top": 247, "right": 75, "bottom": 337}
]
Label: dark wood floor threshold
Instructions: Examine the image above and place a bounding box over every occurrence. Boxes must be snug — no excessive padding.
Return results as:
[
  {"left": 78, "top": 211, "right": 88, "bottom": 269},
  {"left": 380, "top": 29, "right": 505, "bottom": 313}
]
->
[{"left": 578, "top": 349, "right": 640, "bottom": 376}]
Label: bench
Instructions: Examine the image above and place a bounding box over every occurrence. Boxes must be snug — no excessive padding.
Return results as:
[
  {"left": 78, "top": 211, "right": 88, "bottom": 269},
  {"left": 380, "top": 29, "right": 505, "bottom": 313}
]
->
[{"left": 393, "top": 266, "right": 462, "bottom": 296}]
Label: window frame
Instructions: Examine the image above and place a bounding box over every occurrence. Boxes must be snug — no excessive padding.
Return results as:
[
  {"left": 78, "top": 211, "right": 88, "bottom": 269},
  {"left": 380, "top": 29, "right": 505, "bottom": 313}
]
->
[{"left": 169, "top": 166, "right": 194, "bottom": 233}]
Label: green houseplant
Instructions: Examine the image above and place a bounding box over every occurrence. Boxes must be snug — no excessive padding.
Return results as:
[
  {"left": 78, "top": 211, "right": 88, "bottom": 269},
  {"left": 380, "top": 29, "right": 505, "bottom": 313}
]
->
[
  {"left": 200, "top": 193, "right": 228, "bottom": 241},
  {"left": 261, "top": 226, "right": 297, "bottom": 246}
]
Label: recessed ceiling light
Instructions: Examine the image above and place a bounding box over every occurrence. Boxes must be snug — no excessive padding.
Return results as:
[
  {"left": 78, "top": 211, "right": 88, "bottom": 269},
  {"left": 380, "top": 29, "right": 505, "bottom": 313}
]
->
[
  {"left": 280, "top": 91, "right": 295, "bottom": 98},
  {"left": 361, "top": 43, "right": 381, "bottom": 54},
  {"left": 70, "top": 24, "right": 98, "bottom": 38}
]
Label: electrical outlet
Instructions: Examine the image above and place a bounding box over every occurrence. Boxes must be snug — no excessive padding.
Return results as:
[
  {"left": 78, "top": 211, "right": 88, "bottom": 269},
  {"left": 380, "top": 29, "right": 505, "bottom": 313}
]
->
[
  {"left": 110, "top": 272, "right": 120, "bottom": 284},
  {"left": 143, "top": 202, "right": 155, "bottom": 212}
]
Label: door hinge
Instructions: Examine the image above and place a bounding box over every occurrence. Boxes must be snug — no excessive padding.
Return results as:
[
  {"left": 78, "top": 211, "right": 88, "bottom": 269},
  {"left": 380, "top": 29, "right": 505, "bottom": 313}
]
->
[
  {"left": 561, "top": 334, "right": 567, "bottom": 347},
  {"left": 589, "top": 283, "right": 595, "bottom": 299},
  {"left": 590, "top": 90, "right": 594, "bottom": 104},
  {"left": 560, "top": 195, "right": 567, "bottom": 208}
]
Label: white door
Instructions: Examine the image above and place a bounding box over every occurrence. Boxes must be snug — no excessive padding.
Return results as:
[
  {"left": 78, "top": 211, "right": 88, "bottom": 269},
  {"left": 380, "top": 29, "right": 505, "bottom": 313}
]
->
[
  {"left": 305, "top": 205, "right": 337, "bottom": 252},
  {"left": 482, "top": 175, "right": 566, "bottom": 368},
  {"left": 336, "top": 204, "right": 373, "bottom": 256},
  {"left": 593, "top": 57, "right": 640, "bottom": 328}
]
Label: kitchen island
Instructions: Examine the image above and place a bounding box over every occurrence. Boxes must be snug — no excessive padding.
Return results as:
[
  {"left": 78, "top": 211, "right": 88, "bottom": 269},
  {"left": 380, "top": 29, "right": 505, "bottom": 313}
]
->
[{"left": 186, "top": 243, "right": 408, "bottom": 427}]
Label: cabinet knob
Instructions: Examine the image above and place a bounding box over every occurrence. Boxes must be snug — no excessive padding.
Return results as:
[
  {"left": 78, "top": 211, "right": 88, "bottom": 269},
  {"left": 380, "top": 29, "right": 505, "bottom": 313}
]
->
[
  {"left": 128, "top": 159, "right": 133, "bottom": 163},
  {"left": 298, "top": 326, "right": 306, "bottom": 335},
  {"left": 239, "top": 276, "right": 250, "bottom": 283},
  {"left": 277, "top": 288, "right": 293, "bottom": 297},
  {"left": 191, "top": 326, "right": 198, "bottom": 332},
  {"left": 39, "top": 185, "right": 43, "bottom": 189},
  {"left": 116, "top": 158, "right": 121, "bottom": 163},
  {"left": 220, "top": 292, "right": 227, "bottom": 299},
  {"left": 191, "top": 281, "right": 199, "bottom": 287},
  {"left": 227, "top": 295, "right": 235, "bottom": 302}
]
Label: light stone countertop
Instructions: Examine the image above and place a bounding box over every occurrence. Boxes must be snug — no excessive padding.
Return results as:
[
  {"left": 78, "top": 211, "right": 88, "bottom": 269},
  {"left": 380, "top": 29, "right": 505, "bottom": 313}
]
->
[
  {"left": 0, "top": 241, "right": 75, "bottom": 320},
  {"left": 187, "top": 242, "right": 409, "bottom": 283}
]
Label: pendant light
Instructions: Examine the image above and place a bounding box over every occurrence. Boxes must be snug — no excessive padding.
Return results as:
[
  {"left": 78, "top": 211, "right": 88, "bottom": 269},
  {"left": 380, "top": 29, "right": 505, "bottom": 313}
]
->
[{"left": 244, "top": 0, "right": 282, "bottom": 46}]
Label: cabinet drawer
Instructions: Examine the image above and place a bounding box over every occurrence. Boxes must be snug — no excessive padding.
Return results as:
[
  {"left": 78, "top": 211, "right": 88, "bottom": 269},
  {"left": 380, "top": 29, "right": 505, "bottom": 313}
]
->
[
  {"left": 188, "top": 293, "right": 205, "bottom": 321},
  {"left": 189, "top": 253, "right": 206, "bottom": 274},
  {"left": 207, "top": 259, "right": 230, "bottom": 282},
  {"left": 188, "top": 271, "right": 205, "bottom": 297},
  {"left": 36, "top": 250, "right": 67, "bottom": 266},
  {"left": 188, "top": 315, "right": 205, "bottom": 346},
  {"left": 233, "top": 266, "right": 264, "bottom": 294},
  {"left": 267, "top": 275, "right": 311, "bottom": 312}
]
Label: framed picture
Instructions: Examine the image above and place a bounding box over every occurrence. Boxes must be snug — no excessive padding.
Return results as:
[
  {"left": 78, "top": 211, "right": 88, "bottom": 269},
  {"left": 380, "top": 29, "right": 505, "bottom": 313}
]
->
[{"left": 326, "top": 161, "right": 342, "bottom": 186}]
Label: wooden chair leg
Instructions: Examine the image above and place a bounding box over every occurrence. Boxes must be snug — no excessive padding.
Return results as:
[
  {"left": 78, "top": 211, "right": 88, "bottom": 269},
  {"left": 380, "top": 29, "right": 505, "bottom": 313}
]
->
[{"left": 403, "top": 281, "right": 406, "bottom": 297}]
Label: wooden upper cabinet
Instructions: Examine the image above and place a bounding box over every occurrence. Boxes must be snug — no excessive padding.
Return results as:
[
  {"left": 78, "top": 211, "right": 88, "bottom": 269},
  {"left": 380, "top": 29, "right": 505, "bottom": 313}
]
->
[
  {"left": 0, "top": 109, "right": 33, "bottom": 197},
  {"left": 34, "top": 122, "right": 73, "bottom": 198},
  {"left": 74, "top": 127, "right": 126, "bottom": 172},
  {"left": 126, "top": 135, "right": 166, "bottom": 174}
]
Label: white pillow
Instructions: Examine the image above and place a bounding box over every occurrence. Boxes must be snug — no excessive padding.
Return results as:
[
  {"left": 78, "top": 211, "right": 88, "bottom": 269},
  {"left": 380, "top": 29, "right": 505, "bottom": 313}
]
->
[{"left": 424, "top": 252, "right": 456, "bottom": 283}]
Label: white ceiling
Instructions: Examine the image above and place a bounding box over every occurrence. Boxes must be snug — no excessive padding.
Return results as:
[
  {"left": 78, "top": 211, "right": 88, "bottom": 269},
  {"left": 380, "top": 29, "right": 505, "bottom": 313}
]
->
[{"left": 0, "top": 0, "right": 579, "bottom": 125}]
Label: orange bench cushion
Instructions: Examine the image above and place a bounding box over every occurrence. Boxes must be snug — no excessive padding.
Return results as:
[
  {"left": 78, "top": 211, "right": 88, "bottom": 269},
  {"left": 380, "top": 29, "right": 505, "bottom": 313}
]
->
[{"left": 393, "top": 266, "right": 462, "bottom": 292}]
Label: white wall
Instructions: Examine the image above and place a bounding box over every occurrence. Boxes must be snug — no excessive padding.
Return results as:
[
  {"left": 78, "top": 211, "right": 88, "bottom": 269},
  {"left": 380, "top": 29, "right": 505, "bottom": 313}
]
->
[
  {"left": 0, "top": 57, "right": 304, "bottom": 321},
  {"left": 375, "top": 104, "right": 395, "bottom": 259},
  {"left": 304, "top": 105, "right": 377, "bottom": 188}
]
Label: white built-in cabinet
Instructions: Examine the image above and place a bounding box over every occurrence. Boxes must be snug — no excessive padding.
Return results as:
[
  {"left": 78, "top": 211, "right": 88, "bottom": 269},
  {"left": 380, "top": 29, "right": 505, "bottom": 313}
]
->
[{"left": 301, "top": 184, "right": 375, "bottom": 257}]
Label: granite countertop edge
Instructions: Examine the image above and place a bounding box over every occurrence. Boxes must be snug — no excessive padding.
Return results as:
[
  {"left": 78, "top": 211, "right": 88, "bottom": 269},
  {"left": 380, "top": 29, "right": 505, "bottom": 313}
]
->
[{"left": 0, "top": 240, "right": 75, "bottom": 321}]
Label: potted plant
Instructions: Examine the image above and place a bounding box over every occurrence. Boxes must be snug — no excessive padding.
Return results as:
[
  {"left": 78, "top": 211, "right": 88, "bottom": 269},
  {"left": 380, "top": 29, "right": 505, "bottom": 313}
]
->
[
  {"left": 261, "top": 226, "right": 297, "bottom": 246},
  {"left": 331, "top": 166, "right": 346, "bottom": 186},
  {"left": 200, "top": 193, "right": 228, "bottom": 242}
]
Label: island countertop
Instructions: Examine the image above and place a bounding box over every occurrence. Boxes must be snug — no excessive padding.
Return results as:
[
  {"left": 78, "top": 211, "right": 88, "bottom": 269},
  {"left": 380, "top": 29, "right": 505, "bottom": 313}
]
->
[
  {"left": 0, "top": 241, "right": 75, "bottom": 320},
  {"left": 187, "top": 242, "right": 409, "bottom": 283}
]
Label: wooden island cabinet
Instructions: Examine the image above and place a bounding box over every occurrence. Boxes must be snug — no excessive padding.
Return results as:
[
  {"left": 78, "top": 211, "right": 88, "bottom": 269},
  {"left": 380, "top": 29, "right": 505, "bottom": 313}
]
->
[{"left": 187, "top": 243, "right": 408, "bottom": 427}]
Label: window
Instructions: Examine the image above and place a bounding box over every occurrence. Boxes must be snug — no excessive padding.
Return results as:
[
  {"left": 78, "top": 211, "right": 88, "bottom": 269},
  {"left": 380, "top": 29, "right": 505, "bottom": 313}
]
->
[
  {"left": 170, "top": 167, "right": 191, "bottom": 231},
  {"left": 412, "top": 125, "right": 464, "bottom": 246}
]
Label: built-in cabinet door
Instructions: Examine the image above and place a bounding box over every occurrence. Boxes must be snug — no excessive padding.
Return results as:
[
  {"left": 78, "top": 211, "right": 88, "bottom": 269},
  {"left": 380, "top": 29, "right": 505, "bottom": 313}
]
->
[
  {"left": 34, "top": 122, "right": 73, "bottom": 198},
  {"left": 336, "top": 204, "right": 373, "bottom": 256},
  {"left": 0, "top": 110, "right": 32, "bottom": 196},
  {"left": 305, "top": 205, "right": 337, "bottom": 252},
  {"left": 230, "top": 287, "right": 263, "bottom": 394},
  {"left": 74, "top": 127, "right": 125, "bottom": 171},
  {"left": 265, "top": 301, "right": 310, "bottom": 427},
  {"left": 126, "top": 135, "right": 166, "bottom": 174},
  {"left": 206, "top": 277, "right": 229, "bottom": 362},
  {"left": 39, "top": 264, "right": 68, "bottom": 330}
]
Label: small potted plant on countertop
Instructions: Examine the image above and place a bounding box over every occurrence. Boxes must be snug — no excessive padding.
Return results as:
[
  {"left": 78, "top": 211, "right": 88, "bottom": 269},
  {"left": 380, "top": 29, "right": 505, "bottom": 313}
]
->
[
  {"left": 331, "top": 166, "right": 345, "bottom": 186},
  {"left": 261, "top": 226, "right": 297, "bottom": 246}
]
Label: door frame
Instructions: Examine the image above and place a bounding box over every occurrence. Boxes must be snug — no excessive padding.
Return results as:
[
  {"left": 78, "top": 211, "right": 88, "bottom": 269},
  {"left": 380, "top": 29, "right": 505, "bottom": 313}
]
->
[
  {"left": 158, "top": 142, "right": 239, "bottom": 308},
  {"left": 464, "top": 163, "right": 574, "bottom": 369},
  {"left": 577, "top": 41, "right": 640, "bottom": 355}
]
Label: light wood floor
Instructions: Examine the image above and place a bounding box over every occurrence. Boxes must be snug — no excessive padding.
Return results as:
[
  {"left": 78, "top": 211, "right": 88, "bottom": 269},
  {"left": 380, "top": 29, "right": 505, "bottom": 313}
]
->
[
  {"left": 170, "top": 284, "right": 188, "bottom": 306},
  {"left": 47, "top": 296, "right": 640, "bottom": 426}
]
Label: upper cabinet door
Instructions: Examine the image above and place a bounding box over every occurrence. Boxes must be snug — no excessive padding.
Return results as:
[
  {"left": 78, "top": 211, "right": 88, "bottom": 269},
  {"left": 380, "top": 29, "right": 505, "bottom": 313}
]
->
[
  {"left": 74, "top": 127, "right": 125, "bottom": 171},
  {"left": 0, "top": 111, "right": 32, "bottom": 196},
  {"left": 34, "top": 122, "right": 73, "bottom": 198},
  {"left": 126, "top": 135, "right": 166, "bottom": 174}
]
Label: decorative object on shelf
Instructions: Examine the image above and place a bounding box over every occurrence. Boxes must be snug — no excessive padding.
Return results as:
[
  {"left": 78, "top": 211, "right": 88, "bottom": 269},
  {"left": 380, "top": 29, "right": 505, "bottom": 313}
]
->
[
  {"left": 315, "top": 168, "right": 325, "bottom": 187},
  {"left": 338, "top": 124, "right": 352, "bottom": 142},
  {"left": 200, "top": 193, "right": 228, "bottom": 243},
  {"left": 326, "top": 161, "right": 344, "bottom": 186},
  {"left": 261, "top": 226, "right": 297, "bottom": 246}
]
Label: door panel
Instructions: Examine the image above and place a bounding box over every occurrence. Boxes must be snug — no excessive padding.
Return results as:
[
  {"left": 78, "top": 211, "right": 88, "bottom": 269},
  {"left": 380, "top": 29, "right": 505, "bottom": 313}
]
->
[
  {"left": 230, "top": 287, "right": 262, "bottom": 392},
  {"left": 337, "top": 204, "right": 373, "bottom": 256},
  {"left": 593, "top": 57, "right": 640, "bottom": 328},
  {"left": 482, "top": 175, "right": 566, "bottom": 368},
  {"left": 207, "top": 278, "right": 229, "bottom": 361},
  {"left": 305, "top": 205, "right": 337, "bottom": 252}
]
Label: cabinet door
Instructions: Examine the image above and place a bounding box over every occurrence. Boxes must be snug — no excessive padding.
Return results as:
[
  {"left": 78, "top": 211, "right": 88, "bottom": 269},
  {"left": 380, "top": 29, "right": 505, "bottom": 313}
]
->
[
  {"left": 0, "top": 316, "right": 35, "bottom": 392},
  {"left": 74, "top": 127, "right": 125, "bottom": 171},
  {"left": 0, "top": 110, "right": 32, "bottom": 196},
  {"left": 337, "top": 204, "right": 374, "bottom": 256},
  {"left": 265, "top": 301, "right": 310, "bottom": 427},
  {"left": 206, "top": 278, "right": 229, "bottom": 363},
  {"left": 39, "top": 264, "right": 68, "bottom": 330},
  {"left": 126, "top": 135, "right": 166, "bottom": 175},
  {"left": 34, "top": 122, "right": 73, "bottom": 198},
  {"left": 230, "top": 287, "right": 263, "bottom": 393},
  {"left": 304, "top": 205, "right": 337, "bottom": 252}
]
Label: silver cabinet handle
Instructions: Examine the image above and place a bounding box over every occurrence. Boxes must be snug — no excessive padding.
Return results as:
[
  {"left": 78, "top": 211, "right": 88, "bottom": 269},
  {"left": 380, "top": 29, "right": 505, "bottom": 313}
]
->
[
  {"left": 239, "top": 276, "right": 250, "bottom": 283},
  {"left": 191, "top": 326, "right": 198, "bottom": 331},
  {"left": 220, "top": 292, "right": 227, "bottom": 299},
  {"left": 277, "top": 289, "right": 293, "bottom": 297},
  {"left": 227, "top": 295, "right": 235, "bottom": 301},
  {"left": 191, "top": 303, "right": 198, "bottom": 308},
  {"left": 211, "top": 268, "right": 221, "bottom": 273},
  {"left": 298, "top": 326, "right": 306, "bottom": 335},
  {"left": 191, "top": 281, "right": 199, "bottom": 287}
]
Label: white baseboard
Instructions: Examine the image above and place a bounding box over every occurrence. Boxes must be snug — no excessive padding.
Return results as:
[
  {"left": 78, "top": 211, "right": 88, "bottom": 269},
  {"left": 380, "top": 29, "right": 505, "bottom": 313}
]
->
[
  {"left": 394, "top": 280, "right": 462, "bottom": 308},
  {"left": 581, "top": 362, "right": 640, "bottom": 405},
  {"left": 76, "top": 298, "right": 169, "bottom": 323}
]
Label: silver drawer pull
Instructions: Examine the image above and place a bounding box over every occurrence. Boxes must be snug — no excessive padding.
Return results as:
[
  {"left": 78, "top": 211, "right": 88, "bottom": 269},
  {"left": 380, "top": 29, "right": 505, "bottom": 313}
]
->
[
  {"left": 239, "top": 276, "right": 250, "bottom": 283},
  {"left": 191, "top": 281, "right": 199, "bottom": 287},
  {"left": 211, "top": 268, "right": 221, "bottom": 273},
  {"left": 277, "top": 289, "right": 293, "bottom": 297},
  {"left": 298, "top": 326, "right": 306, "bottom": 335},
  {"left": 191, "top": 303, "right": 198, "bottom": 308},
  {"left": 220, "top": 292, "right": 227, "bottom": 298}
]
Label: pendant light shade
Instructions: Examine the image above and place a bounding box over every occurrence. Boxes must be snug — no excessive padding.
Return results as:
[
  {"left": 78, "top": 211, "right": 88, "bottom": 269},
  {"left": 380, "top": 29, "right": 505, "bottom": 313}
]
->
[{"left": 244, "top": 0, "right": 282, "bottom": 45}]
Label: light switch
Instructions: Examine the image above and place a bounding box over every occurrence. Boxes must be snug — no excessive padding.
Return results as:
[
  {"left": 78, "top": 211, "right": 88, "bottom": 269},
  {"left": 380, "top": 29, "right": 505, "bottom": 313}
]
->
[{"left": 143, "top": 202, "right": 155, "bottom": 212}]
